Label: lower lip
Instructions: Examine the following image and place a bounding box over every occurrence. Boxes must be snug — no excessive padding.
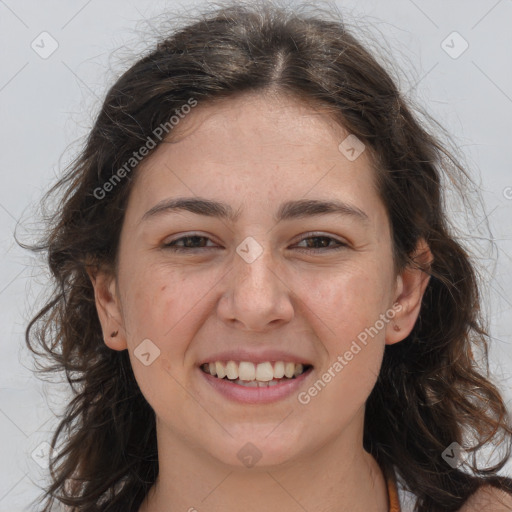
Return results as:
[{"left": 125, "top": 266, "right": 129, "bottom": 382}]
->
[{"left": 199, "top": 367, "right": 313, "bottom": 404}]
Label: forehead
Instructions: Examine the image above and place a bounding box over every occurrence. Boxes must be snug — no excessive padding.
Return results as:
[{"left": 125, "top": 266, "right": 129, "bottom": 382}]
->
[
  {"left": 125, "top": 92, "right": 385, "bottom": 225},
  {"left": 159, "top": 92, "right": 366, "bottom": 166}
]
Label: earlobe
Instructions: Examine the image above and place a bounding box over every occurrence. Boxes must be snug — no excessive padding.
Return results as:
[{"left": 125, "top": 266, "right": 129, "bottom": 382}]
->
[
  {"left": 86, "top": 266, "right": 127, "bottom": 351},
  {"left": 386, "top": 239, "right": 433, "bottom": 345}
]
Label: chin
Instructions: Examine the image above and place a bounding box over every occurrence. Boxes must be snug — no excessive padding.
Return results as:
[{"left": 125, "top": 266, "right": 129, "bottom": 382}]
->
[{"left": 205, "top": 429, "right": 305, "bottom": 469}]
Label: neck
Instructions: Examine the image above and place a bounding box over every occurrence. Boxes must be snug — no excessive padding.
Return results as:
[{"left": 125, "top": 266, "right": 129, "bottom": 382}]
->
[{"left": 139, "top": 412, "right": 389, "bottom": 512}]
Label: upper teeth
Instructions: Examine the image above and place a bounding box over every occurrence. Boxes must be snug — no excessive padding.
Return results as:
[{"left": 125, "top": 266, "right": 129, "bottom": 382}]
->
[{"left": 203, "top": 361, "right": 306, "bottom": 381}]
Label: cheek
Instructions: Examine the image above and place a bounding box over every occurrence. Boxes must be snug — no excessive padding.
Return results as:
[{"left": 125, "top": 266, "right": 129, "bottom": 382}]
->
[
  {"left": 118, "top": 264, "right": 199, "bottom": 411},
  {"left": 293, "top": 261, "right": 392, "bottom": 408},
  {"left": 120, "top": 261, "right": 192, "bottom": 340},
  {"left": 119, "top": 261, "right": 222, "bottom": 373},
  {"left": 298, "top": 262, "right": 393, "bottom": 343},
  {"left": 297, "top": 284, "right": 387, "bottom": 423}
]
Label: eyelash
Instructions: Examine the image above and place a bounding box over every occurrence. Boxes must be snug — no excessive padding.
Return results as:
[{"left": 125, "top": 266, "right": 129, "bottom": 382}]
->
[{"left": 162, "top": 233, "right": 348, "bottom": 253}]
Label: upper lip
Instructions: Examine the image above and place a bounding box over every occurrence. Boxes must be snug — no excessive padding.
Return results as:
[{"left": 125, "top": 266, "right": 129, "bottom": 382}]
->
[{"left": 198, "top": 349, "right": 314, "bottom": 366}]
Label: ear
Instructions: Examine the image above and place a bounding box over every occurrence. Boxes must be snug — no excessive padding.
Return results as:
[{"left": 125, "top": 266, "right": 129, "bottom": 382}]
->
[
  {"left": 86, "top": 265, "right": 127, "bottom": 351},
  {"left": 385, "top": 238, "right": 433, "bottom": 345}
]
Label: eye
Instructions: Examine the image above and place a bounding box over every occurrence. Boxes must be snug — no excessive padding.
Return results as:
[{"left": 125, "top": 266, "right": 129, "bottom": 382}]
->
[
  {"left": 162, "top": 234, "right": 218, "bottom": 252},
  {"left": 162, "top": 233, "right": 347, "bottom": 253},
  {"left": 293, "top": 233, "right": 348, "bottom": 252}
]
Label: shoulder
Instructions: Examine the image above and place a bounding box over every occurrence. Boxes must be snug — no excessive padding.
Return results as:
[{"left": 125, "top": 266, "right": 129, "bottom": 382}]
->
[{"left": 459, "top": 485, "right": 512, "bottom": 511}]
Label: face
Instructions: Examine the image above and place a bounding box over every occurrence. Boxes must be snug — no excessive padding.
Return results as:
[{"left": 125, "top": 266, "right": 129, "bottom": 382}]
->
[{"left": 91, "top": 91, "right": 430, "bottom": 469}]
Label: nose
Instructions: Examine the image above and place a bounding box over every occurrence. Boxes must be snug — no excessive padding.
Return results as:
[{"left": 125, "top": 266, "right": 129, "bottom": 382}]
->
[{"left": 217, "top": 242, "right": 295, "bottom": 331}]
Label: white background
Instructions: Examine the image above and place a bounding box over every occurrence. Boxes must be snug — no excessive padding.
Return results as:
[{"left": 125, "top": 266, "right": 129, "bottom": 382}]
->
[{"left": 0, "top": 0, "right": 511, "bottom": 510}]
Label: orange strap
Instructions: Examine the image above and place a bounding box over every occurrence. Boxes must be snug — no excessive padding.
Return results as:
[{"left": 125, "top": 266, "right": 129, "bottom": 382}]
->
[{"left": 386, "top": 472, "right": 401, "bottom": 512}]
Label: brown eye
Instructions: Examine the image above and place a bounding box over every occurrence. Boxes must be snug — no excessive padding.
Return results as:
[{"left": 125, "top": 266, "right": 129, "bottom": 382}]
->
[
  {"left": 163, "top": 235, "right": 218, "bottom": 252},
  {"left": 294, "top": 234, "right": 347, "bottom": 252}
]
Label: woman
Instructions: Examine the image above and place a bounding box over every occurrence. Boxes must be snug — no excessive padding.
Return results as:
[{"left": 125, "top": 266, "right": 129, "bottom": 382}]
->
[{"left": 25, "top": 2, "right": 512, "bottom": 511}]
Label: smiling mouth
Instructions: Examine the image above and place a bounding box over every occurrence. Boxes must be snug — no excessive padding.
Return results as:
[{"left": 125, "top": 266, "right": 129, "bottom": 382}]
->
[{"left": 200, "top": 361, "right": 313, "bottom": 387}]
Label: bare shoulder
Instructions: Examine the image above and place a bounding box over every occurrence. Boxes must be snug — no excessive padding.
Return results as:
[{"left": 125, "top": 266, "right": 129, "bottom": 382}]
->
[{"left": 459, "top": 485, "right": 512, "bottom": 511}]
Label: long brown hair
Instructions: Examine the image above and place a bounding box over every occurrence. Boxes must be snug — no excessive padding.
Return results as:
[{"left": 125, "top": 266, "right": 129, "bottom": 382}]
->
[{"left": 24, "top": 2, "right": 512, "bottom": 511}]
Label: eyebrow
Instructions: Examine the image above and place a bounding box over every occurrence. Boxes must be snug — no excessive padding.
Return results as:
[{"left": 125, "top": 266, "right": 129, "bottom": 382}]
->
[{"left": 141, "top": 196, "right": 370, "bottom": 224}]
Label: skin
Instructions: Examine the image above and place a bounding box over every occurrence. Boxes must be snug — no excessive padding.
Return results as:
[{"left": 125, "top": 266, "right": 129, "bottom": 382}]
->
[
  {"left": 89, "top": 90, "right": 434, "bottom": 512},
  {"left": 461, "top": 487, "right": 512, "bottom": 512}
]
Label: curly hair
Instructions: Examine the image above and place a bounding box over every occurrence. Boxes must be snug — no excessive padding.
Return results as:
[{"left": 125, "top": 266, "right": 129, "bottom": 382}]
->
[{"left": 24, "top": 2, "right": 512, "bottom": 511}]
